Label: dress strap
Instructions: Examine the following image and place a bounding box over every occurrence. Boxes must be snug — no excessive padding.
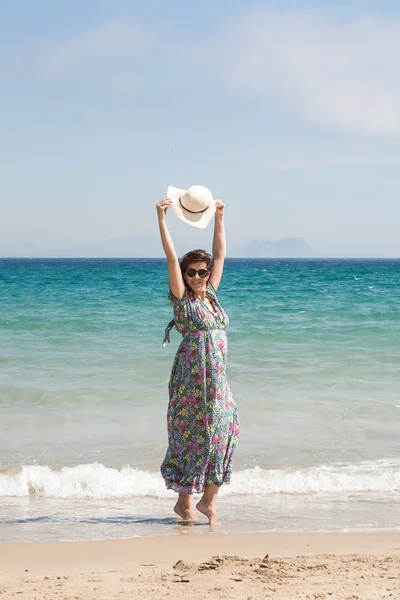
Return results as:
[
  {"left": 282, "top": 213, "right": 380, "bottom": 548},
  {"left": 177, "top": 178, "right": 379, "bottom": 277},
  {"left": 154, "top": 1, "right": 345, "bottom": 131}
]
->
[{"left": 206, "top": 281, "right": 217, "bottom": 300}]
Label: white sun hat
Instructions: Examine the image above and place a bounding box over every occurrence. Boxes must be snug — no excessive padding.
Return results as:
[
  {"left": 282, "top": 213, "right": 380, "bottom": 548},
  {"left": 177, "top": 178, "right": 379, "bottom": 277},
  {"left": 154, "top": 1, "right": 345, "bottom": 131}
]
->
[{"left": 167, "top": 184, "right": 216, "bottom": 229}]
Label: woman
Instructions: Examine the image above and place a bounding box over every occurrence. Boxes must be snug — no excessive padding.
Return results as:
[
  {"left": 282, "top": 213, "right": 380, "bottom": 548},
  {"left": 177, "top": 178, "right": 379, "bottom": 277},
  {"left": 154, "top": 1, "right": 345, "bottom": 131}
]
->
[{"left": 156, "top": 196, "right": 240, "bottom": 527}]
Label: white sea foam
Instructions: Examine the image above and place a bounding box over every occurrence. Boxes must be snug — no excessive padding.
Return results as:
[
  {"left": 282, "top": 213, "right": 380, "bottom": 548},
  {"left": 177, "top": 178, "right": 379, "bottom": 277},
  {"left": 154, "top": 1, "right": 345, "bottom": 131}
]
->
[{"left": 1, "top": 459, "right": 399, "bottom": 499}]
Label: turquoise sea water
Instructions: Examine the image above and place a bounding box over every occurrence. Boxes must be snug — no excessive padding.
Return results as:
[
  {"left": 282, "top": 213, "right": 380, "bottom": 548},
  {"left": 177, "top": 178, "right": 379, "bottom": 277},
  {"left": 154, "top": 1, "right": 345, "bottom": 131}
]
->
[{"left": 1, "top": 258, "right": 399, "bottom": 541}]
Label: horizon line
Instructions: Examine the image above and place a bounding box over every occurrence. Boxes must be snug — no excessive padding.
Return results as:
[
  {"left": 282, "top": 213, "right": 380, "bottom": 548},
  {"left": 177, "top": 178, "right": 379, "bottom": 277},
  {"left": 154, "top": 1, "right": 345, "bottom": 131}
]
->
[{"left": 1, "top": 256, "right": 400, "bottom": 261}]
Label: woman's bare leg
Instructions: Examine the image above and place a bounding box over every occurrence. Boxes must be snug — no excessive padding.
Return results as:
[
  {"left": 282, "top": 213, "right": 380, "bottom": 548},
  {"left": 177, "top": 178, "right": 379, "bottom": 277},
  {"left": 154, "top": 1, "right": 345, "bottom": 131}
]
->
[
  {"left": 196, "top": 484, "right": 219, "bottom": 526},
  {"left": 174, "top": 492, "right": 197, "bottom": 521}
]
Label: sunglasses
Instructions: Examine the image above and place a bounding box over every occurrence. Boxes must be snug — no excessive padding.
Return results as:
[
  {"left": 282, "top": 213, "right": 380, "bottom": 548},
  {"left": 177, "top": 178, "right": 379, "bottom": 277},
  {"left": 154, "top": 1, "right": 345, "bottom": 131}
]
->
[{"left": 185, "top": 268, "right": 209, "bottom": 278}]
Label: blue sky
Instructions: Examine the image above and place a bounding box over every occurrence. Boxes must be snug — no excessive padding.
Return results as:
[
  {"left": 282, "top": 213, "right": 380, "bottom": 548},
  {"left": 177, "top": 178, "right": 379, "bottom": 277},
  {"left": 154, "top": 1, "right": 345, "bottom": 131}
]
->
[{"left": 1, "top": 0, "right": 400, "bottom": 257}]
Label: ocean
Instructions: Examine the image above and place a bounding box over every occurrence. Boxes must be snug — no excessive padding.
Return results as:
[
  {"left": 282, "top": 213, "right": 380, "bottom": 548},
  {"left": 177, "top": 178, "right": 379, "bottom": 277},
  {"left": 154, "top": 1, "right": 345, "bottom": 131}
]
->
[{"left": 1, "top": 258, "right": 399, "bottom": 542}]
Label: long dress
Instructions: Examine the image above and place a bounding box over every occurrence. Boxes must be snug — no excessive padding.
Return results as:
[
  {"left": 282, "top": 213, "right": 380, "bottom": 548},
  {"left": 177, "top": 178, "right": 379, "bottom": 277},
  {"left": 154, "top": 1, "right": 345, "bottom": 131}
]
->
[{"left": 161, "top": 282, "right": 240, "bottom": 494}]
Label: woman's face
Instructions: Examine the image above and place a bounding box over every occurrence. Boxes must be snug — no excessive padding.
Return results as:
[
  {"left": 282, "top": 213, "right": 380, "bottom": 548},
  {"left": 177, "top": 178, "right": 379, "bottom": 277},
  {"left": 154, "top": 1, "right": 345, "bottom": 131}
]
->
[{"left": 184, "top": 261, "right": 210, "bottom": 293}]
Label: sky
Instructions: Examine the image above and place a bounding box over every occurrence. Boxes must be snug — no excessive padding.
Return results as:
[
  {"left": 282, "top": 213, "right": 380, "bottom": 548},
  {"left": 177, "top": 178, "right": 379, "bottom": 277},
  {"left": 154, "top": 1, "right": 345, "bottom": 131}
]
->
[{"left": 1, "top": 0, "right": 400, "bottom": 257}]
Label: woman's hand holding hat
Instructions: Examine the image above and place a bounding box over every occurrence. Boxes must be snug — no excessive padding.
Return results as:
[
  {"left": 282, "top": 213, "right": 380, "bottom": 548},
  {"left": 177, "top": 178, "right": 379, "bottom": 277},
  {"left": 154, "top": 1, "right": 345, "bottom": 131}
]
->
[
  {"left": 156, "top": 198, "right": 173, "bottom": 219},
  {"left": 215, "top": 199, "right": 225, "bottom": 218}
]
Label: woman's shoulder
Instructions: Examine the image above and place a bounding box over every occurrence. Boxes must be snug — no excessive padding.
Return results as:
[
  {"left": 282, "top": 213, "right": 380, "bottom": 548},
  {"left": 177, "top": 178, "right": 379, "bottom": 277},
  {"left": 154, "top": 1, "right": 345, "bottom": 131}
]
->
[{"left": 168, "top": 288, "right": 188, "bottom": 307}]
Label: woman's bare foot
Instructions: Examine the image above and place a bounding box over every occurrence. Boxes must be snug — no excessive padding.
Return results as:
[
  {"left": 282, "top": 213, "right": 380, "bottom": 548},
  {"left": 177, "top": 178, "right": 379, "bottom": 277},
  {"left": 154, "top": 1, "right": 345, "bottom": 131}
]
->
[
  {"left": 174, "top": 501, "right": 197, "bottom": 521},
  {"left": 196, "top": 500, "right": 220, "bottom": 527}
]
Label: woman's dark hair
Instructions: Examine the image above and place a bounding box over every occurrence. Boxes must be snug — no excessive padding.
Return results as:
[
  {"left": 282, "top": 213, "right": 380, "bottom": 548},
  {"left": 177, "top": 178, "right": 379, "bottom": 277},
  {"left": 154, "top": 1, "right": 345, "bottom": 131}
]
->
[{"left": 180, "top": 249, "right": 214, "bottom": 293}]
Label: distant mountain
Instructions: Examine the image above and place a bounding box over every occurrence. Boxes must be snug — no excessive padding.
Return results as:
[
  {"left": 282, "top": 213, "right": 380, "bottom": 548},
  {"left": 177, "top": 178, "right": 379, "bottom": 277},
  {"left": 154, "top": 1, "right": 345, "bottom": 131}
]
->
[
  {"left": 76, "top": 235, "right": 167, "bottom": 258},
  {"left": 232, "top": 238, "right": 315, "bottom": 258},
  {"left": 3, "top": 235, "right": 193, "bottom": 259},
  {"left": 2, "top": 236, "right": 316, "bottom": 259}
]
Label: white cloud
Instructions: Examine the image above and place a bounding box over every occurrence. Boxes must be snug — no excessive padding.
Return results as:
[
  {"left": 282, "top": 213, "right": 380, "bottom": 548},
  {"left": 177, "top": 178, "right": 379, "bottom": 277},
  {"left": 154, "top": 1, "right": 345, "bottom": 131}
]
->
[
  {"left": 38, "top": 19, "right": 148, "bottom": 77},
  {"left": 198, "top": 7, "right": 400, "bottom": 134},
  {"left": 249, "top": 136, "right": 400, "bottom": 170}
]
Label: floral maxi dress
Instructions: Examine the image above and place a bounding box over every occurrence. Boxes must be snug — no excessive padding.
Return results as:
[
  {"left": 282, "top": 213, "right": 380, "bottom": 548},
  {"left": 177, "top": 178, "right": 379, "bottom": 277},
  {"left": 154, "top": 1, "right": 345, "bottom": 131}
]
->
[{"left": 161, "top": 283, "right": 240, "bottom": 494}]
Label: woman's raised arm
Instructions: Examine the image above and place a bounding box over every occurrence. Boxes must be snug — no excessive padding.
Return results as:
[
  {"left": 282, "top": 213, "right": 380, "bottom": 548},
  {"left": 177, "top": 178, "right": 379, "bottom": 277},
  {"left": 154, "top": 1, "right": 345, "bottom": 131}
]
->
[
  {"left": 156, "top": 199, "right": 185, "bottom": 299},
  {"left": 209, "top": 200, "right": 226, "bottom": 291}
]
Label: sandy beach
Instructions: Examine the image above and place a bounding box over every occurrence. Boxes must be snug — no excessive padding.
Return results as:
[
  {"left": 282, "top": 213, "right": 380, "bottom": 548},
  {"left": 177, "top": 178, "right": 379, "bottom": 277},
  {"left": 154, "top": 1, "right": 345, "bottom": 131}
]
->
[{"left": 1, "top": 532, "right": 399, "bottom": 599}]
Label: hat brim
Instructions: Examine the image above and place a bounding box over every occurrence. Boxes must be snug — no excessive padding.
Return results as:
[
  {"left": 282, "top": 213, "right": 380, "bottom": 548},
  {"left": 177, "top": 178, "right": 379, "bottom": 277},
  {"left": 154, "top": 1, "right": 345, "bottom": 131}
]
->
[{"left": 167, "top": 186, "right": 216, "bottom": 229}]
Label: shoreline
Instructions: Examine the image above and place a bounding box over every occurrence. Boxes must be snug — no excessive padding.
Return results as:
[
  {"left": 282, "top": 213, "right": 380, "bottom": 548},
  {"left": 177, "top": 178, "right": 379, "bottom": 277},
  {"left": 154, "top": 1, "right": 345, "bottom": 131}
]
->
[{"left": 1, "top": 532, "right": 400, "bottom": 598}]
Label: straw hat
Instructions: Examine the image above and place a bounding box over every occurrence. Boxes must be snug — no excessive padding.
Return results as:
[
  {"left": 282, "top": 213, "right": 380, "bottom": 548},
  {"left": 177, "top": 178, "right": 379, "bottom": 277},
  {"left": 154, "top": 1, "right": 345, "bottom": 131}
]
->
[{"left": 167, "top": 185, "right": 216, "bottom": 229}]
